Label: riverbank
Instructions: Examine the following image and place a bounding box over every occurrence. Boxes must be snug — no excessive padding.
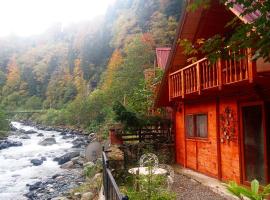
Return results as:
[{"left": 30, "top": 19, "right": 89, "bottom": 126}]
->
[{"left": 0, "top": 121, "right": 103, "bottom": 200}]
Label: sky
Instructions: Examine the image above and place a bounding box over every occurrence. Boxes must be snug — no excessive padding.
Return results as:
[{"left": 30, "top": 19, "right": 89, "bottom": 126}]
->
[{"left": 0, "top": 0, "right": 114, "bottom": 37}]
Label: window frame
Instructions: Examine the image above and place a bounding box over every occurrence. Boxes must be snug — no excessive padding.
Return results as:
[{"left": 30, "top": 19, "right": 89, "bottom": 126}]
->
[{"left": 185, "top": 113, "right": 208, "bottom": 139}]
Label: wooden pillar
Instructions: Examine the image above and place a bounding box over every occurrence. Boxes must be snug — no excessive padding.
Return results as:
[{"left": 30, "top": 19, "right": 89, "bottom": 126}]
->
[
  {"left": 216, "top": 97, "right": 222, "bottom": 180},
  {"left": 247, "top": 48, "right": 256, "bottom": 83},
  {"left": 217, "top": 58, "right": 223, "bottom": 90},
  {"left": 196, "top": 63, "right": 201, "bottom": 95}
]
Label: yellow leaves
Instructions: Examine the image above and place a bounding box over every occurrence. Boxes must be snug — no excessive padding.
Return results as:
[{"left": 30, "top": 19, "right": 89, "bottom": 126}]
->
[
  {"left": 73, "top": 58, "right": 87, "bottom": 97},
  {"left": 6, "top": 56, "right": 20, "bottom": 88},
  {"left": 101, "top": 49, "right": 123, "bottom": 91}
]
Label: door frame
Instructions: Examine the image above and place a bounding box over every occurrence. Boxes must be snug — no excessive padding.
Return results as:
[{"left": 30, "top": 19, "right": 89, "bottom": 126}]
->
[{"left": 239, "top": 101, "right": 268, "bottom": 184}]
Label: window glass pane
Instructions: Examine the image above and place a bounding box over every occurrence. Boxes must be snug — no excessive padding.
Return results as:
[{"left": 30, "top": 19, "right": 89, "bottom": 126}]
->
[
  {"left": 185, "top": 115, "right": 194, "bottom": 137},
  {"left": 196, "top": 114, "right": 207, "bottom": 138}
]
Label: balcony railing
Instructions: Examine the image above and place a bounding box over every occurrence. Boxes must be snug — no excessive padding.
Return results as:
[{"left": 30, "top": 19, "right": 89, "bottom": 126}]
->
[{"left": 169, "top": 49, "right": 255, "bottom": 100}]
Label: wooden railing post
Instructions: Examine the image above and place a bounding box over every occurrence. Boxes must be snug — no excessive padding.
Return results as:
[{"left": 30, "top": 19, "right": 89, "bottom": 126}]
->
[
  {"left": 181, "top": 70, "right": 185, "bottom": 98},
  {"left": 217, "top": 58, "right": 223, "bottom": 90},
  {"left": 247, "top": 48, "right": 256, "bottom": 83},
  {"left": 196, "top": 62, "right": 201, "bottom": 95},
  {"left": 168, "top": 75, "right": 171, "bottom": 101}
]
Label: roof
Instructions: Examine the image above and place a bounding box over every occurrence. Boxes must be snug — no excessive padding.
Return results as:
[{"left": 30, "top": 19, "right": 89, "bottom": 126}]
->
[
  {"left": 156, "top": 48, "right": 171, "bottom": 70},
  {"left": 155, "top": 0, "right": 255, "bottom": 107},
  {"left": 229, "top": 4, "right": 261, "bottom": 24}
]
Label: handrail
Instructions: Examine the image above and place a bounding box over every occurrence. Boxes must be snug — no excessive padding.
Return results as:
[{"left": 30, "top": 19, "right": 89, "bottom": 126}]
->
[
  {"left": 170, "top": 58, "right": 207, "bottom": 76},
  {"left": 168, "top": 49, "right": 254, "bottom": 100},
  {"left": 102, "top": 151, "right": 129, "bottom": 200}
]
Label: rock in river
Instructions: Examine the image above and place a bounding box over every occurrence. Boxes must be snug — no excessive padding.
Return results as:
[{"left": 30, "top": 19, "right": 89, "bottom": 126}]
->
[
  {"left": 25, "top": 130, "right": 37, "bottom": 134},
  {"left": 31, "top": 159, "right": 43, "bottom": 166},
  {"left": 0, "top": 140, "right": 22, "bottom": 150},
  {"left": 28, "top": 181, "right": 42, "bottom": 191},
  {"left": 20, "top": 135, "right": 31, "bottom": 139},
  {"left": 38, "top": 138, "right": 56, "bottom": 146},
  {"left": 53, "top": 152, "right": 80, "bottom": 165}
]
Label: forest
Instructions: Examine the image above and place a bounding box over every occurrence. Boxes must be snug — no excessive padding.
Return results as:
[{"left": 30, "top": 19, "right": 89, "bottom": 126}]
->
[{"left": 0, "top": 0, "right": 183, "bottom": 133}]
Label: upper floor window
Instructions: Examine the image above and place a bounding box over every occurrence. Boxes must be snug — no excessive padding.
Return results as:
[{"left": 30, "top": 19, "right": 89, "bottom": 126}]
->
[{"left": 185, "top": 113, "right": 208, "bottom": 138}]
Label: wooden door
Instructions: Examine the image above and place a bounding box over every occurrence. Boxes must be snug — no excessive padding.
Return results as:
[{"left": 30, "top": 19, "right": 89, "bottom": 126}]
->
[{"left": 241, "top": 102, "right": 268, "bottom": 184}]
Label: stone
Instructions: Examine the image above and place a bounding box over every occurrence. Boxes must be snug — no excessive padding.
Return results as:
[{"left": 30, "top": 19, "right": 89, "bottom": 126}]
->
[
  {"left": 25, "top": 130, "right": 37, "bottom": 134},
  {"left": 0, "top": 140, "right": 22, "bottom": 150},
  {"left": 38, "top": 138, "right": 56, "bottom": 146},
  {"left": 10, "top": 124, "right": 17, "bottom": 131},
  {"left": 60, "top": 161, "right": 74, "bottom": 169},
  {"left": 29, "top": 181, "right": 42, "bottom": 191},
  {"left": 31, "top": 159, "right": 43, "bottom": 166},
  {"left": 85, "top": 142, "right": 102, "bottom": 162},
  {"left": 81, "top": 192, "right": 94, "bottom": 200},
  {"left": 74, "top": 192, "right": 81, "bottom": 198},
  {"left": 62, "top": 134, "right": 74, "bottom": 139},
  {"left": 41, "top": 157, "right": 47, "bottom": 161},
  {"left": 20, "top": 135, "right": 31, "bottom": 139},
  {"left": 88, "top": 133, "right": 95, "bottom": 140},
  {"left": 53, "top": 151, "right": 80, "bottom": 165},
  {"left": 52, "top": 174, "right": 61, "bottom": 179},
  {"left": 37, "top": 133, "right": 44, "bottom": 137}
]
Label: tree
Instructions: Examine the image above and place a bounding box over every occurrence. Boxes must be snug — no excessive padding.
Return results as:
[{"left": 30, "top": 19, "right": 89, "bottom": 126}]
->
[
  {"left": 101, "top": 49, "right": 123, "bottom": 90},
  {"left": 5, "top": 56, "right": 20, "bottom": 92},
  {"left": 183, "top": 0, "right": 270, "bottom": 62},
  {"left": 73, "top": 59, "right": 87, "bottom": 97},
  {"left": 150, "top": 12, "right": 178, "bottom": 46},
  {"left": 0, "top": 108, "right": 8, "bottom": 132}
]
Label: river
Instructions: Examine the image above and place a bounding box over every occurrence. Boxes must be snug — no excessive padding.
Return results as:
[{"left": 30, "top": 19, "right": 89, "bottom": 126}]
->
[{"left": 0, "top": 122, "right": 82, "bottom": 200}]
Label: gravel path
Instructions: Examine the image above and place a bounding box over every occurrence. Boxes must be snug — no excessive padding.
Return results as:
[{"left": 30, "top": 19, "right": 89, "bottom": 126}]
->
[{"left": 171, "top": 174, "right": 230, "bottom": 200}]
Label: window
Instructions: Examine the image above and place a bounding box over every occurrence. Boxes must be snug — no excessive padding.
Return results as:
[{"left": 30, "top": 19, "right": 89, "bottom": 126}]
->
[{"left": 185, "top": 114, "right": 208, "bottom": 138}]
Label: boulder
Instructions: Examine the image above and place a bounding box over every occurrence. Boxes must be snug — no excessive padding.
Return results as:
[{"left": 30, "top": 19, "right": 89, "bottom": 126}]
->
[
  {"left": 60, "top": 132, "right": 67, "bottom": 136},
  {"left": 52, "top": 174, "right": 61, "bottom": 179},
  {"left": 62, "top": 134, "right": 75, "bottom": 139},
  {"left": 0, "top": 140, "right": 22, "bottom": 150},
  {"left": 20, "top": 135, "right": 31, "bottom": 139},
  {"left": 28, "top": 181, "right": 42, "bottom": 191},
  {"left": 88, "top": 133, "right": 95, "bottom": 140},
  {"left": 60, "top": 161, "right": 74, "bottom": 169},
  {"left": 38, "top": 138, "right": 56, "bottom": 146},
  {"left": 41, "top": 157, "right": 47, "bottom": 161},
  {"left": 31, "top": 159, "right": 43, "bottom": 166},
  {"left": 81, "top": 192, "right": 94, "bottom": 200},
  {"left": 85, "top": 142, "right": 102, "bottom": 162},
  {"left": 25, "top": 130, "right": 37, "bottom": 134},
  {"left": 37, "top": 133, "right": 44, "bottom": 137},
  {"left": 53, "top": 151, "right": 80, "bottom": 165},
  {"left": 72, "top": 138, "right": 87, "bottom": 148},
  {"left": 9, "top": 124, "right": 17, "bottom": 131}
]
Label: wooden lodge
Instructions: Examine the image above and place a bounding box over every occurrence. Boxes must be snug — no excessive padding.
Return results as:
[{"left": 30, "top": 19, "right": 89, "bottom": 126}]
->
[{"left": 155, "top": 1, "right": 270, "bottom": 184}]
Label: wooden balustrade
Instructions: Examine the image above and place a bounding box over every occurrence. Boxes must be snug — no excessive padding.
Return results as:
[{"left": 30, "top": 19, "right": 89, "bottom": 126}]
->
[{"left": 169, "top": 49, "right": 254, "bottom": 100}]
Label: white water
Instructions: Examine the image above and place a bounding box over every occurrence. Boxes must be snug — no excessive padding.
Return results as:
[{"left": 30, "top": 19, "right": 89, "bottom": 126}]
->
[{"left": 0, "top": 122, "right": 76, "bottom": 200}]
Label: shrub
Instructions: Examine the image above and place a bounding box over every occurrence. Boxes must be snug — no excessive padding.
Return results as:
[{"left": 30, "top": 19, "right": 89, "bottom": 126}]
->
[{"left": 225, "top": 179, "right": 270, "bottom": 200}]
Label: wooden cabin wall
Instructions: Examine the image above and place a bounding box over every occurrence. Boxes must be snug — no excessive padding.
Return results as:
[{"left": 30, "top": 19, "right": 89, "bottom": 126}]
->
[
  {"left": 174, "top": 97, "right": 242, "bottom": 182},
  {"left": 175, "top": 107, "right": 185, "bottom": 165},
  {"left": 219, "top": 98, "right": 241, "bottom": 183},
  {"left": 175, "top": 99, "right": 219, "bottom": 178}
]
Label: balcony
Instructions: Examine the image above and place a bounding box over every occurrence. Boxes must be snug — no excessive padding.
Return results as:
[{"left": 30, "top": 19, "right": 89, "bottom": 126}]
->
[{"left": 169, "top": 49, "right": 256, "bottom": 100}]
